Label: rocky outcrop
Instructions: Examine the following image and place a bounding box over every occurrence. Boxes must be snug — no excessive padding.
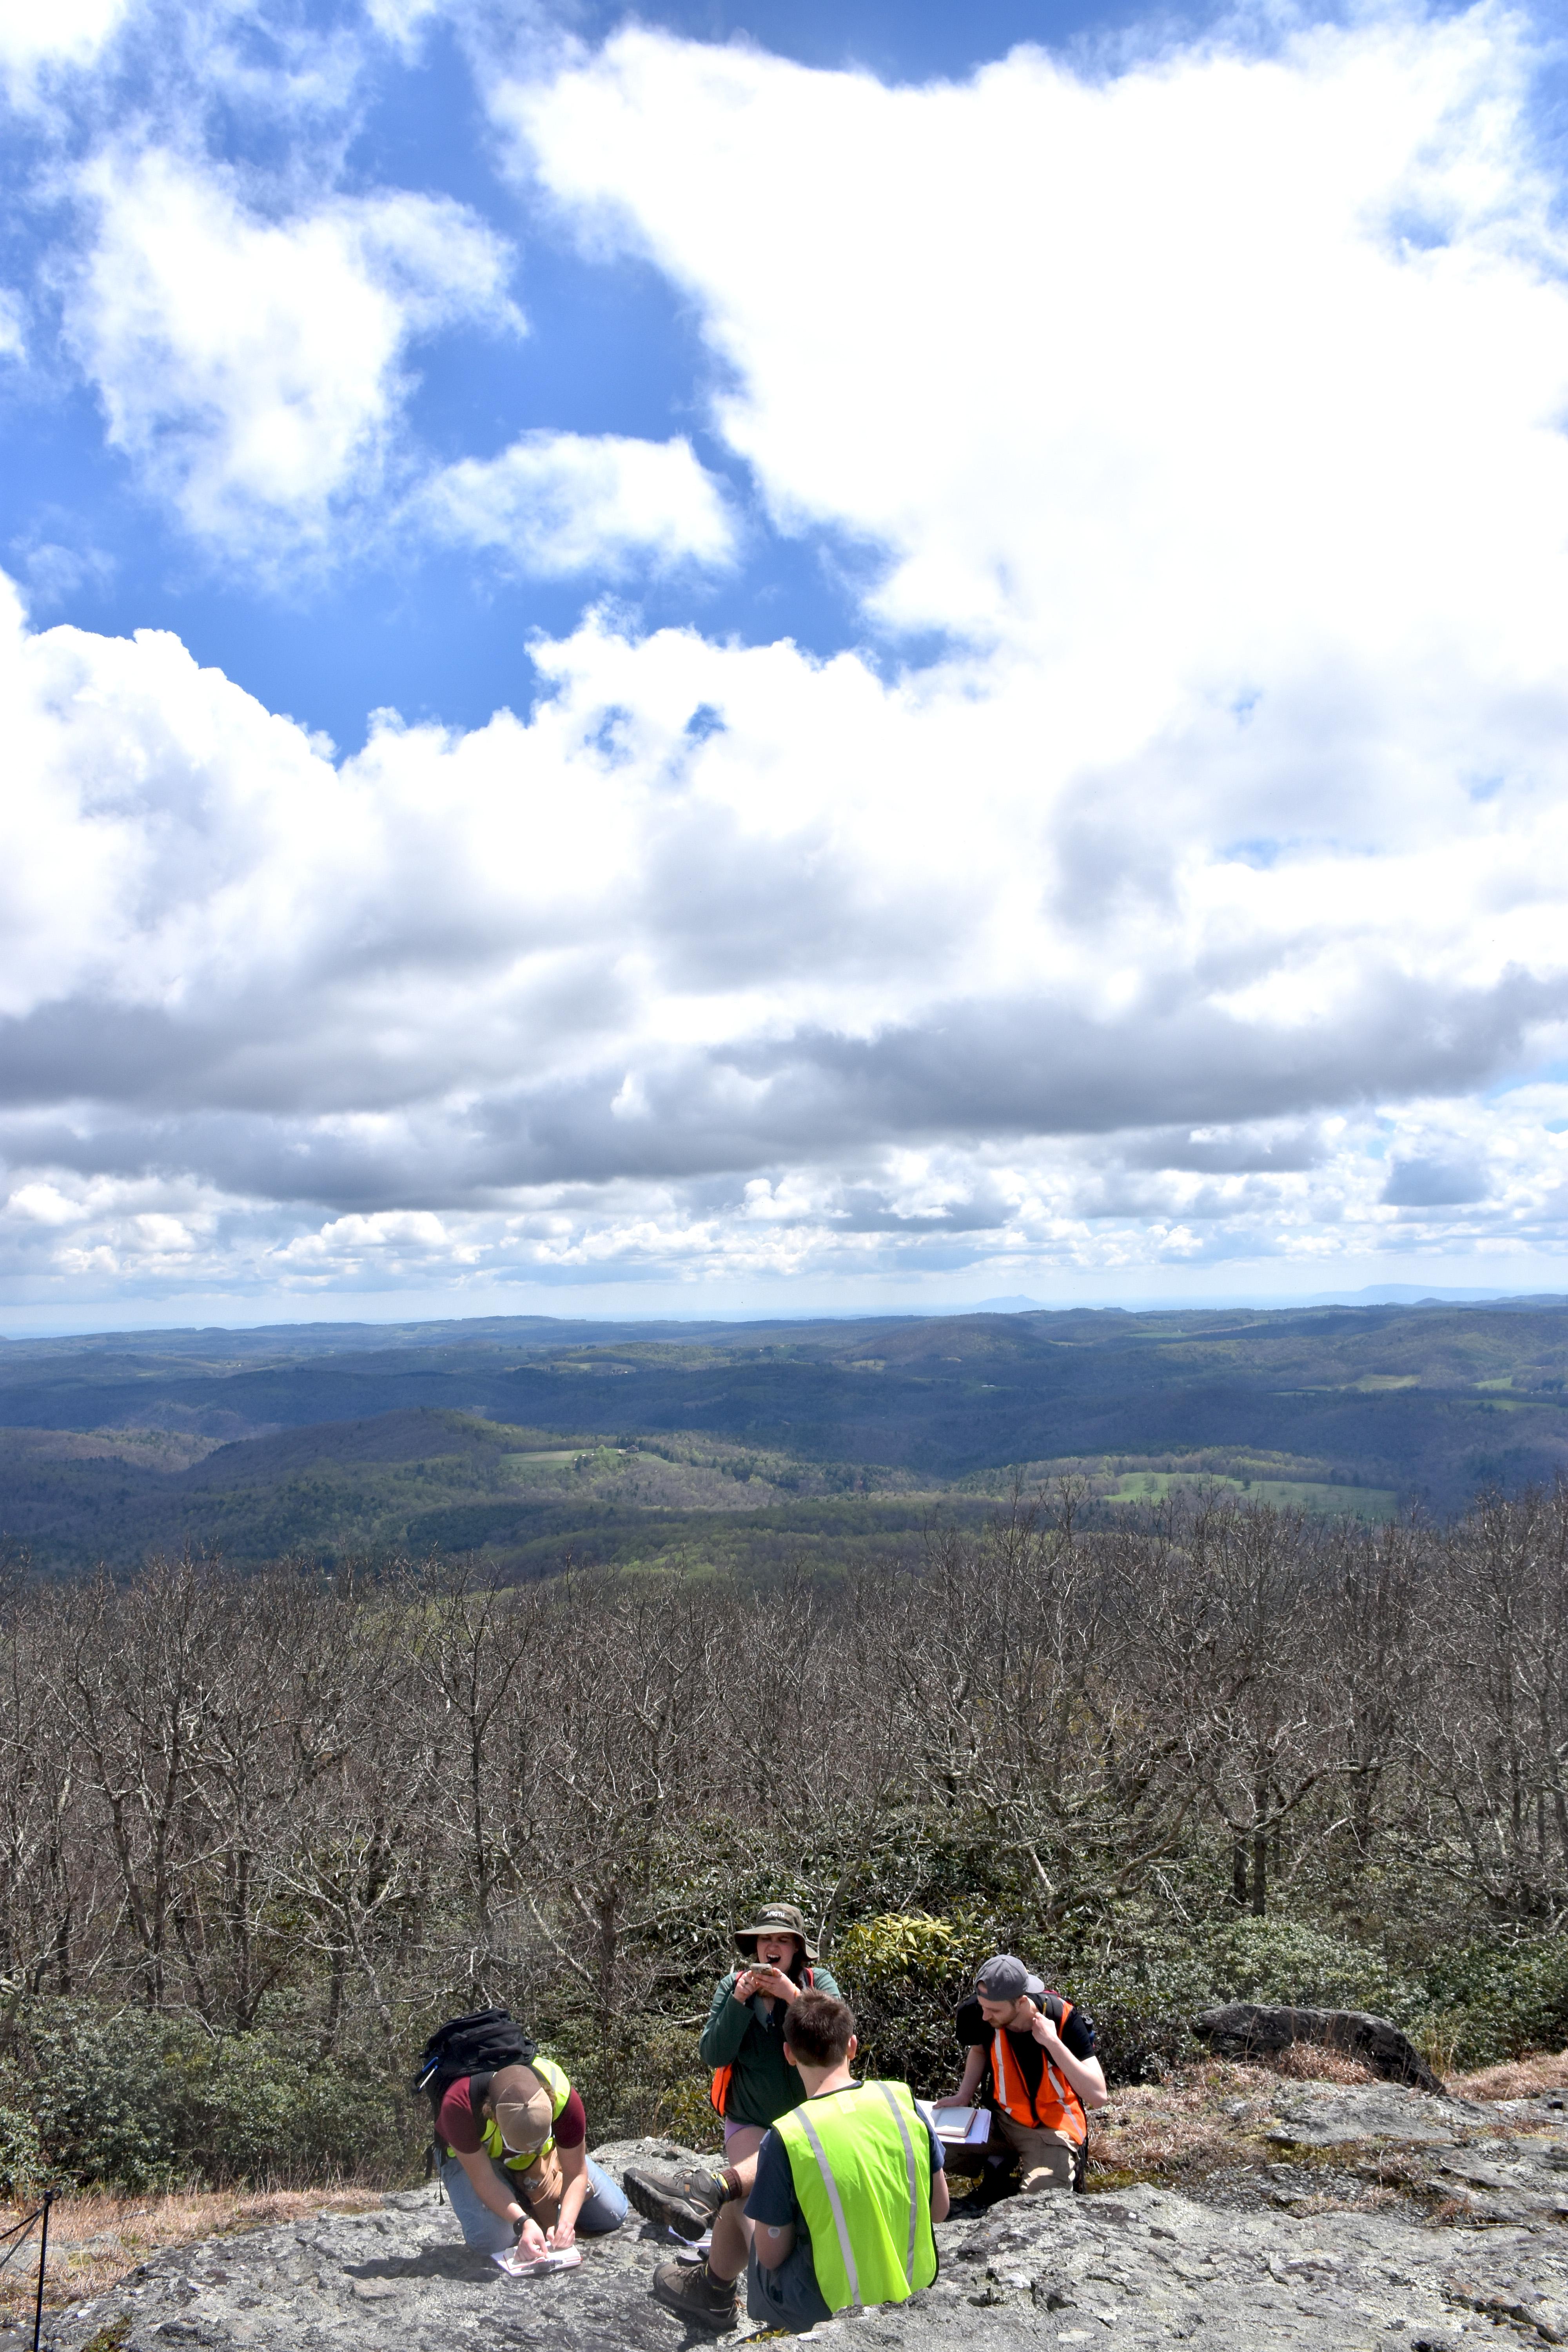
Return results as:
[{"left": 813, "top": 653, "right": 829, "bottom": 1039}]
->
[
  {"left": 1195, "top": 2001, "right": 1445, "bottom": 2091},
  {"left": 42, "top": 2092, "right": 1568, "bottom": 2352}
]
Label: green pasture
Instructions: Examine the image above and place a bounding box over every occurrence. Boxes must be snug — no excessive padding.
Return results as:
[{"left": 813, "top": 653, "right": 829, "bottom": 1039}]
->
[{"left": 1100, "top": 1468, "right": 1398, "bottom": 1519}]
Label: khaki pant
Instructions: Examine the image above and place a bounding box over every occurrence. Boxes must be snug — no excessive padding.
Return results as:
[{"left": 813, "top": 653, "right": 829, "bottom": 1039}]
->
[{"left": 992, "top": 2109, "right": 1078, "bottom": 2193}]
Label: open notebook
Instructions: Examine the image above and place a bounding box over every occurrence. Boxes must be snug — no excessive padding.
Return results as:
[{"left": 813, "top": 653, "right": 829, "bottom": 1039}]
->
[
  {"left": 491, "top": 2248, "right": 584, "bottom": 2279},
  {"left": 916, "top": 2100, "right": 992, "bottom": 2149}
]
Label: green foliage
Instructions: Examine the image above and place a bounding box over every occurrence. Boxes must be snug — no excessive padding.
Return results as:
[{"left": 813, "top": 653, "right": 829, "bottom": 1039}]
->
[
  {"left": 8, "top": 1295, "right": 1568, "bottom": 1566},
  {"left": 2, "top": 2004, "right": 421, "bottom": 2192},
  {"left": 837, "top": 1911, "right": 977, "bottom": 2095},
  {"left": 1197, "top": 1919, "right": 1425, "bottom": 2020},
  {"left": 1063, "top": 1950, "right": 1212, "bottom": 2084},
  {"left": 1421, "top": 1936, "right": 1568, "bottom": 2067},
  {"left": 835, "top": 1907, "right": 1205, "bottom": 2092},
  {"left": 0, "top": 2105, "right": 45, "bottom": 2199}
]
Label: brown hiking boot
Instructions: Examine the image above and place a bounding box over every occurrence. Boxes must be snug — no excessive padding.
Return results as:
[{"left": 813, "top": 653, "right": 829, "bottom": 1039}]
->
[
  {"left": 650, "top": 2256, "right": 739, "bottom": 2331},
  {"left": 624, "top": 2163, "right": 728, "bottom": 2237}
]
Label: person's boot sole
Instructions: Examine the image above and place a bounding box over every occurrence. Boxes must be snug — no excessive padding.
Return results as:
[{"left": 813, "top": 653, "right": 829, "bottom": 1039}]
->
[
  {"left": 624, "top": 2169, "right": 720, "bottom": 2238},
  {"left": 649, "top": 2269, "right": 738, "bottom": 2331}
]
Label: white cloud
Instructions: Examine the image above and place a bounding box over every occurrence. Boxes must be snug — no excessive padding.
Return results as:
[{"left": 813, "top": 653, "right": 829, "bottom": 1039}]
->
[
  {"left": 423, "top": 429, "right": 735, "bottom": 575},
  {"left": 364, "top": 0, "right": 442, "bottom": 64},
  {"left": 8, "top": 7, "right": 1568, "bottom": 1302},
  {"left": 65, "top": 146, "right": 518, "bottom": 561},
  {"left": 0, "top": 0, "right": 127, "bottom": 82},
  {"left": 3, "top": 550, "right": 1568, "bottom": 1296},
  {"left": 0, "top": 291, "right": 24, "bottom": 360},
  {"left": 504, "top": 13, "right": 1568, "bottom": 713}
]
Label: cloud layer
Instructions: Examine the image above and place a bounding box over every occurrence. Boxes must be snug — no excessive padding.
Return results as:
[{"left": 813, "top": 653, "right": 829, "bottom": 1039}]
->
[{"left": 5, "top": 3, "right": 1568, "bottom": 1303}]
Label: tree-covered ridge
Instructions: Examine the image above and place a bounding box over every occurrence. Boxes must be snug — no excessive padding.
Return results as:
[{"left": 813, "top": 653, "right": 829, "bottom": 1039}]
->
[
  {"left": 2, "top": 1485, "right": 1567, "bottom": 2194},
  {"left": 2, "top": 1300, "right": 1568, "bottom": 1566}
]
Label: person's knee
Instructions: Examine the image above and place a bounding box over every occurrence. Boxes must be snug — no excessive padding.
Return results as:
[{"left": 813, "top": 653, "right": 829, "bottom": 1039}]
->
[
  {"left": 1018, "top": 2146, "right": 1076, "bottom": 2194},
  {"left": 577, "top": 2165, "right": 628, "bottom": 2232},
  {"left": 577, "top": 2201, "right": 623, "bottom": 2234}
]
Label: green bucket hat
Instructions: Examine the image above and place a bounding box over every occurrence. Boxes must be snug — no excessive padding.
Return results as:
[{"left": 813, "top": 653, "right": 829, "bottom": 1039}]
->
[{"left": 734, "top": 1902, "right": 819, "bottom": 1961}]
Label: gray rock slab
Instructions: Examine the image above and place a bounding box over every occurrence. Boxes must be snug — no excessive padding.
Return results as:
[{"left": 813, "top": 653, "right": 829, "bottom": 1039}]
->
[
  {"left": 42, "top": 2131, "right": 1568, "bottom": 2352},
  {"left": 1265, "top": 2084, "right": 1480, "bottom": 2148}
]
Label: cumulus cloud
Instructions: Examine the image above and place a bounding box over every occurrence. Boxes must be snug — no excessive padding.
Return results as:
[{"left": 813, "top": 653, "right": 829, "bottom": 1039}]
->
[
  {"left": 7, "top": 6, "right": 1568, "bottom": 1302},
  {"left": 0, "top": 0, "right": 128, "bottom": 83},
  {"left": 503, "top": 11, "right": 1568, "bottom": 701},
  {"left": 65, "top": 146, "right": 517, "bottom": 560},
  {"left": 422, "top": 429, "right": 735, "bottom": 576},
  {"left": 3, "top": 538, "right": 1568, "bottom": 1295}
]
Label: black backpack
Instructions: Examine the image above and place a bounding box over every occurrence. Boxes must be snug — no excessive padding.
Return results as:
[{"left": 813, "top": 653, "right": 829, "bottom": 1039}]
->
[{"left": 413, "top": 2008, "right": 537, "bottom": 2120}]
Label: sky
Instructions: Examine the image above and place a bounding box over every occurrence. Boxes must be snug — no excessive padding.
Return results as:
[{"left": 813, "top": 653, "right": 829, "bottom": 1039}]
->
[{"left": 5, "top": 0, "right": 1568, "bottom": 1333}]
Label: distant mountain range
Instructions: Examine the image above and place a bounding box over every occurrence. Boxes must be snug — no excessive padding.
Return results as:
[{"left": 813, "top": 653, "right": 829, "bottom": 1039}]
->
[{"left": 0, "top": 1297, "right": 1565, "bottom": 1572}]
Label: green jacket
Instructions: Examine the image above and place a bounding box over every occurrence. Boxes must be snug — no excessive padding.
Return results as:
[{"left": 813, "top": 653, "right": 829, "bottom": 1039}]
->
[{"left": 697, "top": 1964, "right": 843, "bottom": 2130}]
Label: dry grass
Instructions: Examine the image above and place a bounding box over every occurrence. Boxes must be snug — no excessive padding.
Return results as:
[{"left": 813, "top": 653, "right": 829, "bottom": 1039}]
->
[
  {"left": 0, "top": 2187, "right": 388, "bottom": 2321},
  {"left": 1085, "top": 2043, "right": 1568, "bottom": 2201},
  {"left": 1269, "top": 2041, "right": 1377, "bottom": 2084},
  {"left": 1450, "top": 2048, "right": 1568, "bottom": 2103},
  {"left": 1087, "top": 2058, "right": 1285, "bottom": 2189}
]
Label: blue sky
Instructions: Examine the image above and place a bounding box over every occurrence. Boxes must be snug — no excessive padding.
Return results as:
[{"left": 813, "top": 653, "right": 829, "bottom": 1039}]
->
[
  {"left": 2, "top": 0, "right": 1184, "bottom": 751},
  {"left": 5, "top": 0, "right": 1568, "bottom": 1331}
]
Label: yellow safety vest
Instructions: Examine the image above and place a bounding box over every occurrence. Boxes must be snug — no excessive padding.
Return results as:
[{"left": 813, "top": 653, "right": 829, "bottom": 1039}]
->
[
  {"left": 448, "top": 2054, "right": 573, "bottom": 2174},
  {"left": 773, "top": 2081, "right": 937, "bottom": 2315}
]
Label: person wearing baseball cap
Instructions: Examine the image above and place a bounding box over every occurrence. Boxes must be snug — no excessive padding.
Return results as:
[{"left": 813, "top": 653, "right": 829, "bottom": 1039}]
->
[
  {"left": 437, "top": 2056, "right": 627, "bottom": 2257},
  {"left": 942, "top": 1953, "right": 1106, "bottom": 2206}
]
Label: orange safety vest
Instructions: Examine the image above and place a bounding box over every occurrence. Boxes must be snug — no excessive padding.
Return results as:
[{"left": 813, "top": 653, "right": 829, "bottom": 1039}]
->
[{"left": 989, "top": 1998, "right": 1087, "bottom": 2145}]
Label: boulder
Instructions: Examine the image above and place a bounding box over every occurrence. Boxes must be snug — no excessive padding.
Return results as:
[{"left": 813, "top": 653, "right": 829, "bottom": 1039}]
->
[{"left": 1194, "top": 2000, "right": 1444, "bottom": 2091}]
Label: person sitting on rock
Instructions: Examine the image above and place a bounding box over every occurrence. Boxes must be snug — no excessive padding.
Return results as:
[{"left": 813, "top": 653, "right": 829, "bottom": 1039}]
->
[
  {"left": 648, "top": 1988, "right": 948, "bottom": 2333},
  {"left": 944, "top": 1952, "right": 1106, "bottom": 2204},
  {"left": 438, "top": 2056, "right": 627, "bottom": 2258},
  {"left": 623, "top": 1900, "right": 840, "bottom": 2241}
]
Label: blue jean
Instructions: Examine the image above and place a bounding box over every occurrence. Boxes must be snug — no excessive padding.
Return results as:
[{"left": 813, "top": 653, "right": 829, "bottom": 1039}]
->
[{"left": 441, "top": 2153, "right": 628, "bottom": 2254}]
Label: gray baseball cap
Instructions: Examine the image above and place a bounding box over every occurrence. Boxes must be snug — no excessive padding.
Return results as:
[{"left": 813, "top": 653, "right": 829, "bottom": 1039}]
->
[{"left": 975, "top": 1954, "right": 1044, "bottom": 2001}]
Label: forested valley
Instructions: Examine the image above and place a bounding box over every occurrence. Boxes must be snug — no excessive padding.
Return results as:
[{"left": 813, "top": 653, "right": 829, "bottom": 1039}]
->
[
  {"left": 5, "top": 1296, "right": 1568, "bottom": 1573},
  {"left": 1, "top": 1479, "right": 1566, "bottom": 2200}
]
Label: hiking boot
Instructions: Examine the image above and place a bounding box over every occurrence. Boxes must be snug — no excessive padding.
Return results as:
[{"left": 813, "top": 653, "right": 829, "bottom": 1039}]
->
[
  {"left": 650, "top": 2256, "right": 739, "bottom": 2331},
  {"left": 624, "top": 2163, "right": 728, "bottom": 2237}
]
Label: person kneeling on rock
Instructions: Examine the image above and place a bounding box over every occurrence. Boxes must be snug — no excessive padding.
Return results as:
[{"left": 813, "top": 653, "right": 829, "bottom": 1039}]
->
[
  {"left": 438, "top": 2056, "right": 627, "bottom": 2259},
  {"left": 945, "top": 1953, "right": 1106, "bottom": 2206},
  {"left": 648, "top": 1990, "right": 949, "bottom": 2334}
]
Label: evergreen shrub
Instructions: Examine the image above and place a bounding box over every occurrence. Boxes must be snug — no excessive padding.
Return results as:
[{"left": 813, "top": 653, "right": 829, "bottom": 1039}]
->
[
  {"left": 0, "top": 2004, "right": 420, "bottom": 2192},
  {"left": 1421, "top": 1937, "right": 1568, "bottom": 2068}
]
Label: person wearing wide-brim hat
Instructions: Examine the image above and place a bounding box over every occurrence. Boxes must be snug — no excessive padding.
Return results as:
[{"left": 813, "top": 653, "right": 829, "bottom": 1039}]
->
[
  {"left": 704, "top": 1904, "right": 837, "bottom": 2155},
  {"left": 622, "top": 1902, "right": 840, "bottom": 2250}
]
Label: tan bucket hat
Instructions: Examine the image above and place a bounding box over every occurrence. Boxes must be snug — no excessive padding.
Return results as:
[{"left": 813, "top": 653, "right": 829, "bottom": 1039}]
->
[{"left": 734, "top": 1902, "right": 818, "bottom": 1960}]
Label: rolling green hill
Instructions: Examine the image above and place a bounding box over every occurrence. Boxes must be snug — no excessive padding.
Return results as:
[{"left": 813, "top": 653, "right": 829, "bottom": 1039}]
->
[{"left": 0, "top": 1297, "right": 1565, "bottom": 1569}]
